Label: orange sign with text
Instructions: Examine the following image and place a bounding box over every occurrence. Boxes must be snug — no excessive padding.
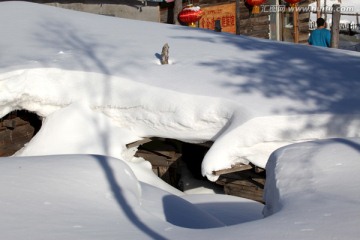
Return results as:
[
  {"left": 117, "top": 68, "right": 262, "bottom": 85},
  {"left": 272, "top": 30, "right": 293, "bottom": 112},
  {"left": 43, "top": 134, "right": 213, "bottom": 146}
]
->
[{"left": 199, "top": 3, "right": 236, "bottom": 34}]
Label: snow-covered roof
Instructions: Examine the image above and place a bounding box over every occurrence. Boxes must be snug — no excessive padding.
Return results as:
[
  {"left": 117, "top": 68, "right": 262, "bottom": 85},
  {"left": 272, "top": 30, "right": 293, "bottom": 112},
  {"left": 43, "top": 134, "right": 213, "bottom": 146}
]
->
[
  {"left": 1, "top": 1, "right": 360, "bottom": 179},
  {"left": 1, "top": 2, "right": 360, "bottom": 239}
]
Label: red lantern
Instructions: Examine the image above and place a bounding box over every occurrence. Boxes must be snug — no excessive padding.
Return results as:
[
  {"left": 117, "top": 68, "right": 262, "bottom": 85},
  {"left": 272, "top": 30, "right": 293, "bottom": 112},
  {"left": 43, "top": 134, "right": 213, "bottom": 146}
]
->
[
  {"left": 284, "top": 0, "right": 301, "bottom": 7},
  {"left": 246, "top": 0, "right": 266, "bottom": 14},
  {"left": 178, "top": 5, "right": 203, "bottom": 27}
]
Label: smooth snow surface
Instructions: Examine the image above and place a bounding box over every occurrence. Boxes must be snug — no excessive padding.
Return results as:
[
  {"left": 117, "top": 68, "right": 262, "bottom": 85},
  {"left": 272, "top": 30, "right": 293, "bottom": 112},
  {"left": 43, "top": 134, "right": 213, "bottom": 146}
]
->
[
  {"left": 1, "top": 140, "right": 360, "bottom": 239},
  {"left": 1, "top": 2, "right": 360, "bottom": 239}
]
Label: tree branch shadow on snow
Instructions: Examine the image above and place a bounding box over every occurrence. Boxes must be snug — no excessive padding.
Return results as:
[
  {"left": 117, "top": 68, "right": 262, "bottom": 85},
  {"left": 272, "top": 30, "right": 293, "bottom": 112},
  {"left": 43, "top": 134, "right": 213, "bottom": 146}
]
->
[
  {"left": 31, "top": 20, "right": 167, "bottom": 239},
  {"left": 32, "top": 16, "right": 152, "bottom": 77},
  {"left": 163, "top": 197, "right": 264, "bottom": 227},
  {"left": 92, "top": 155, "right": 167, "bottom": 240},
  {"left": 33, "top": 21, "right": 113, "bottom": 75},
  {"left": 172, "top": 30, "right": 360, "bottom": 138},
  {"left": 172, "top": 30, "right": 360, "bottom": 203},
  {"left": 333, "top": 138, "right": 360, "bottom": 151},
  {"left": 207, "top": 36, "right": 360, "bottom": 115}
]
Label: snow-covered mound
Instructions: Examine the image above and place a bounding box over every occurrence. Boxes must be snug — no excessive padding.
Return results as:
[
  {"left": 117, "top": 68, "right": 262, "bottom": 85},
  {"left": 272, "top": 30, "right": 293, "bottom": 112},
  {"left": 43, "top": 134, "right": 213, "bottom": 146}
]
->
[
  {"left": 1, "top": 141, "right": 360, "bottom": 239},
  {"left": 0, "top": 155, "right": 226, "bottom": 240},
  {"left": 1, "top": 1, "right": 360, "bottom": 181},
  {"left": 263, "top": 138, "right": 360, "bottom": 238}
]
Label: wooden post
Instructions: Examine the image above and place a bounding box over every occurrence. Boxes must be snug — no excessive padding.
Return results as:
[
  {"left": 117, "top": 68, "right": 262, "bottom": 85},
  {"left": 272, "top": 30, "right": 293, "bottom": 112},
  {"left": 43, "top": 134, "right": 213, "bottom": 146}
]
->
[
  {"left": 324, "top": 0, "right": 327, "bottom": 22},
  {"left": 173, "top": 0, "right": 182, "bottom": 25},
  {"left": 293, "top": 5, "right": 299, "bottom": 43},
  {"left": 316, "top": 0, "right": 321, "bottom": 19},
  {"left": 331, "top": 4, "right": 340, "bottom": 48},
  {"left": 236, "top": 0, "right": 241, "bottom": 35}
]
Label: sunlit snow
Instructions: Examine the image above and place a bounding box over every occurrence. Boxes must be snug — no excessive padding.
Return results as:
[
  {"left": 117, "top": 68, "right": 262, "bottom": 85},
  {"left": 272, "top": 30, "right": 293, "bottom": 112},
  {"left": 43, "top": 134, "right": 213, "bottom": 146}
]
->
[{"left": 1, "top": 1, "right": 360, "bottom": 239}]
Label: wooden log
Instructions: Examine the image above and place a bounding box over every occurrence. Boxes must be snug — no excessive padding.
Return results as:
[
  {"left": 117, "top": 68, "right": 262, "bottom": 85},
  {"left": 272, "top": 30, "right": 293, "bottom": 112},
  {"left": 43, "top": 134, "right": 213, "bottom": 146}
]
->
[
  {"left": 215, "top": 164, "right": 266, "bottom": 202},
  {"left": 195, "top": 141, "right": 213, "bottom": 148},
  {"left": 0, "top": 124, "right": 35, "bottom": 156},
  {"left": 135, "top": 151, "right": 181, "bottom": 166},
  {"left": 331, "top": 4, "right": 341, "bottom": 48},
  {"left": 235, "top": 0, "right": 240, "bottom": 35},
  {"left": 2, "top": 119, "right": 16, "bottom": 129},
  {"left": 224, "top": 185, "right": 263, "bottom": 197},
  {"left": 224, "top": 183, "right": 264, "bottom": 203},
  {"left": 135, "top": 140, "right": 181, "bottom": 160},
  {"left": 293, "top": 6, "right": 299, "bottom": 43},
  {"left": 316, "top": 0, "right": 321, "bottom": 19},
  {"left": 213, "top": 163, "right": 253, "bottom": 176},
  {"left": 136, "top": 147, "right": 174, "bottom": 159},
  {"left": 216, "top": 175, "right": 266, "bottom": 184},
  {"left": 218, "top": 177, "right": 265, "bottom": 188},
  {"left": 152, "top": 163, "right": 180, "bottom": 187},
  {"left": 126, "top": 138, "right": 152, "bottom": 149}
]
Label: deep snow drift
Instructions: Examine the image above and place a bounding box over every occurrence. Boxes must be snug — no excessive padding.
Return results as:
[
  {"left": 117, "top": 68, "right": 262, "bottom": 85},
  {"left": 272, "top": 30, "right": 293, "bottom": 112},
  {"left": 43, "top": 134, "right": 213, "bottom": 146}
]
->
[
  {"left": 1, "top": 140, "right": 360, "bottom": 240},
  {"left": 1, "top": 2, "right": 360, "bottom": 239},
  {"left": 1, "top": 1, "right": 360, "bottom": 181}
]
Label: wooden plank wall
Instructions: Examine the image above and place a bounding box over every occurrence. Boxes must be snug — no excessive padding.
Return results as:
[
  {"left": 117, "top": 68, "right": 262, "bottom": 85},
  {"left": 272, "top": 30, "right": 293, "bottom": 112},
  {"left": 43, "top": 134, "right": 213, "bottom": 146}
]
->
[
  {"left": 216, "top": 170, "right": 265, "bottom": 203},
  {"left": 0, "top": 118, "right": 35, "bottom": 157},
  {"left": 134, "top": 138, "right": 182, "bottom": 187},
  {"left": 298, "top": 0, "right": 312, "bottom": 43},
  {"left": 238, "top": 4, "right": 270, "bottom": 39},
  {"left": 160, "top": 0, "right": 270, "bottom": 39},
  {"left": 0, "top": 111, "right": 42, "bottom": 157},
  {"left": 280, "top": 0, "right": 312, "bottom": 43}
]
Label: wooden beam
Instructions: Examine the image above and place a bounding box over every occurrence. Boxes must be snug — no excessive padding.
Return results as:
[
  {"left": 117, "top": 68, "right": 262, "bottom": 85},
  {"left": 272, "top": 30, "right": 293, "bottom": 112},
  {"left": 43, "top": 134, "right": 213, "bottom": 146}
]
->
[
  {"left": 331, "top": 4, "right": 341, "bottom": 48},
  {"left": 213, "top": 163, "right": 253, "bottom": 176},
  {"left": 293, "top": 5, "right": 299, "bottom": 43},
  {"left": 126, "top": 138, "right": 152, "bottom": 149},
  {"left": 236, "top": 0, "right": 241, "bottom": 35},
  {"left": 317, "top": 0, "right": 321, "bottom": 19},
  {"left": 195, "top": 141, "right": 213, "bottom": 148}
]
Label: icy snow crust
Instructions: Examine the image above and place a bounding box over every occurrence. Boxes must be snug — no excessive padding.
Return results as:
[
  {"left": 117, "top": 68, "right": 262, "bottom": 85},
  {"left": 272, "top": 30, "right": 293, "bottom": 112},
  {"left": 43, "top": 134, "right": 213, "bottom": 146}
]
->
[{"left": 1, "top": 2, "right": 360, "bottom": 239}]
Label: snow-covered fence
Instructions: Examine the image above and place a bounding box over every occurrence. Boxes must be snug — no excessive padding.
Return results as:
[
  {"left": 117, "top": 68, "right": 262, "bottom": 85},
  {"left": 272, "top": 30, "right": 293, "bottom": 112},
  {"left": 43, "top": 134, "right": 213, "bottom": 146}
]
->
[
  {"left": 309, "top": 20, "right": 360, "bottom": 33},
  {"left": 343, "top": 23, "right": 360, "bottom": 32},
  {"left": 309, "top": 20, "right": 316, "bottom": 30}
]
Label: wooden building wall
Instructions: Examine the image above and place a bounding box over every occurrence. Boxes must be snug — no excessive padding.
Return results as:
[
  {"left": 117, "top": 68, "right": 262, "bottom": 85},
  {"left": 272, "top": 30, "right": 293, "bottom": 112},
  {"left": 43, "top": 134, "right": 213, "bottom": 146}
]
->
[
  {"left": 196, "top": 0, "right": 270, "bottom": 39},
  {"left": 4, "top": 0, "right": 161, "bottom": 22},
  {"left": 7, "top": 1, "right": 313, "bottom": 43},
  {"left": 160, "top": 0, "right": 270, "bottom": 39},
  {"left": 280, "top": 0, "right": 312, "bottom": 43},
  {"left": 161, "top": 0, "right": 314, "bottom": 43}
]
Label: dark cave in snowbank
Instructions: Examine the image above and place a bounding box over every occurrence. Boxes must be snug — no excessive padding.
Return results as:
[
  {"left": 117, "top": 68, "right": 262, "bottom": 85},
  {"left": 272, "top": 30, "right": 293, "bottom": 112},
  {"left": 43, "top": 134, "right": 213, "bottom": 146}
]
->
[
  {"left": 0, "top": 110, "right": 42, "bottom": 156},
  {"left": 132, "top": 137, "right": 266, "bottom": 203}
]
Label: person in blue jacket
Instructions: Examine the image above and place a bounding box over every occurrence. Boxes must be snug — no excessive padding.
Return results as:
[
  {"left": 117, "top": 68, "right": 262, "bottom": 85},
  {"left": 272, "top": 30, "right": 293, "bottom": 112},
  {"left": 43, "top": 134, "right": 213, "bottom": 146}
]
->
[{"left": 308, "top": 18, "right": 331, "bottom": 47}]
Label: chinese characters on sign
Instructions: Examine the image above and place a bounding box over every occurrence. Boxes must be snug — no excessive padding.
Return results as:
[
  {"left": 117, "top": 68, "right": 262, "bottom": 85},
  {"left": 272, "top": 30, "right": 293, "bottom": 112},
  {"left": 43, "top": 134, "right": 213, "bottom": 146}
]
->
[{"left": 199, "top": 3, "right": 236, "bottom": 34}]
